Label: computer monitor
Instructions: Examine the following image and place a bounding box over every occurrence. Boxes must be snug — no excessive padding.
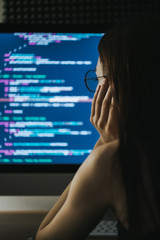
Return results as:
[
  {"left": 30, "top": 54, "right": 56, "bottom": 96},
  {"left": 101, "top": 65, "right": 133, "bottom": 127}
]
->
[{"left": 0, "top": 24, "right": 104, "bottom": 196}]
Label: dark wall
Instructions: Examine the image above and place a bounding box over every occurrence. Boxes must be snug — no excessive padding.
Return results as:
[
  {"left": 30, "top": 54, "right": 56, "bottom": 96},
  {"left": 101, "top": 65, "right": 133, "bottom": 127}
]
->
[{"left": 2, "top": 0, "right": 160, "bottom": 27}]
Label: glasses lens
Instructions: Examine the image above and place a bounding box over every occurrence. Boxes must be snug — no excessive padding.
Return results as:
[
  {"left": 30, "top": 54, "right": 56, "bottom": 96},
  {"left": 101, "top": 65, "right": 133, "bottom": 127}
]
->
[{"left": 86, "top": 70, "right": 98, "bottom": 92}]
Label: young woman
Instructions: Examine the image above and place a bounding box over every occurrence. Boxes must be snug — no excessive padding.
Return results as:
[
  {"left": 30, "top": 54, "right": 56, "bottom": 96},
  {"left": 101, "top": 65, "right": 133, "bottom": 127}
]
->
[{"left": 36, "top": 15, "right": 160, "bottom": 240}]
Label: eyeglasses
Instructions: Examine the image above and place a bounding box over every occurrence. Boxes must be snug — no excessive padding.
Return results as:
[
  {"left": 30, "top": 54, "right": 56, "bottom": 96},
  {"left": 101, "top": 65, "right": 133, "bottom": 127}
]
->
[{"left": 84, "top": 69, "right": 108, "bottom": 93}]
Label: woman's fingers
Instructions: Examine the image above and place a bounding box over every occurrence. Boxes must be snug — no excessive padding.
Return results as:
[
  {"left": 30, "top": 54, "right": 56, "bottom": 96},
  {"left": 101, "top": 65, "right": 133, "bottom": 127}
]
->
[
  {"left": 90, "top": 85, "right": 101, "bottom": 118},
  {"left": 90, "top": 78, "right": 119, "bottom": 142},
  {"left": 98, "top": 86, "right": 112, "bottom": 128},
  {"left": 107, "top": 96, "right": 119, "bottom": 137},
  {"left": 94, "top": 80, "right": 109, "bottom": 120}
]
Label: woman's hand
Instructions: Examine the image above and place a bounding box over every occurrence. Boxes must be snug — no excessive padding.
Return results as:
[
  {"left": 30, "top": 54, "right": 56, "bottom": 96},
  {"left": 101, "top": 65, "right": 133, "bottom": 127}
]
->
[{"left": 90, "top": 79, "right": 119, "bottom": 145}]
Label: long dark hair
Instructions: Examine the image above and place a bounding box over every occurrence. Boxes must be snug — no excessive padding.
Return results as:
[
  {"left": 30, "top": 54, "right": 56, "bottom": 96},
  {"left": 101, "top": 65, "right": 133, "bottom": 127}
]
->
[{"left": 98, "top": 15, "right": 160, "bottom": 237}]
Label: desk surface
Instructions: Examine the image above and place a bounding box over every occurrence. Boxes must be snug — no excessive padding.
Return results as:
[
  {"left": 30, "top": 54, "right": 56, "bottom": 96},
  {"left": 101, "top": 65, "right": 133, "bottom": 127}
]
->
[{"left": 0, "top": 211, "right": 118, "bottom": 240}]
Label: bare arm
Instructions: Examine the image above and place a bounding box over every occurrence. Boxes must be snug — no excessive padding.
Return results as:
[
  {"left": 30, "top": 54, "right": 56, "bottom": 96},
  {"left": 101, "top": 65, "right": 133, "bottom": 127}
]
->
[
  {"left": 36, "top": 182, "right": 71, "bottom": 232},
  {"left": 36, "top": 143, "right": 115, "bottom": 240}
]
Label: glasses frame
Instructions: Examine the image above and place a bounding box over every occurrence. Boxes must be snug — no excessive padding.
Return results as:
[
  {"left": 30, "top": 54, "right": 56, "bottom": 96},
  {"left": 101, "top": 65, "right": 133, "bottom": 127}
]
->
[{"left": 84, "top": 69, "right": 107, "bottom": 93}]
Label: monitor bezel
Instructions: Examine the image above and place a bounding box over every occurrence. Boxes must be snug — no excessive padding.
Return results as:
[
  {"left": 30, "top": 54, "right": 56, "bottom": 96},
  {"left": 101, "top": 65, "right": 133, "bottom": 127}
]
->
[
  {"left": 0, "top": 23, "right": 106, "bottom": 33},
  {"left": 0, "top": 23, "right": 105, "bottom": 173}
]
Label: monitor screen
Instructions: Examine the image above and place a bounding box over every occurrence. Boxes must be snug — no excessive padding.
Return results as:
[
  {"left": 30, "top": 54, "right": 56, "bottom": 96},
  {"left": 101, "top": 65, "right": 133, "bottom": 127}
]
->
[{"left": 0, "top": 25, "right": 104, "bottom": 173}]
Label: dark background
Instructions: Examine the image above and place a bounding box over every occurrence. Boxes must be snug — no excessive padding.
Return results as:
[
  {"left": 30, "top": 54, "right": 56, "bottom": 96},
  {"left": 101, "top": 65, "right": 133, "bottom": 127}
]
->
[{"left": 2, "top": 0, "right": 160, "bottom": 27}]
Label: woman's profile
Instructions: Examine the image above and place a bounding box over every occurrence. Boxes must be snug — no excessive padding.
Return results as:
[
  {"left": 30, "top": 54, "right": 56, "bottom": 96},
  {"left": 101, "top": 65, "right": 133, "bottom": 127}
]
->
[{"left": 36, "top": 15, "right": 160, "bottom": 240}]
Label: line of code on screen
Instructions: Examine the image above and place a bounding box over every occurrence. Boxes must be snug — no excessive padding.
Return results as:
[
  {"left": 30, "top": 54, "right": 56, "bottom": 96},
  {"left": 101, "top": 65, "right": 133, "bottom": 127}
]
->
[{"left": 0, "top": 32, "right": 103, "bottom": 165}]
